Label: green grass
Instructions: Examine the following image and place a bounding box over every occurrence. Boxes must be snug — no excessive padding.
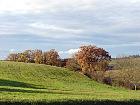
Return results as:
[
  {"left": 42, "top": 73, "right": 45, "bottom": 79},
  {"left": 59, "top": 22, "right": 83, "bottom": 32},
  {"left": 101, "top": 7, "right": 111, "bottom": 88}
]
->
[{"left": 0, "top": 61, "right": 140, "bottom": 104}]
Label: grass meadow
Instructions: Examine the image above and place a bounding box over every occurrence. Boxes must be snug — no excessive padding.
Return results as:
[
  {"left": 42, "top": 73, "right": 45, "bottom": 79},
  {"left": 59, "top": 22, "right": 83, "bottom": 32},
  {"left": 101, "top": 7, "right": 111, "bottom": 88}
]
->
[{"left": 0, "top": 61, "right": 140, "bottom": 105}]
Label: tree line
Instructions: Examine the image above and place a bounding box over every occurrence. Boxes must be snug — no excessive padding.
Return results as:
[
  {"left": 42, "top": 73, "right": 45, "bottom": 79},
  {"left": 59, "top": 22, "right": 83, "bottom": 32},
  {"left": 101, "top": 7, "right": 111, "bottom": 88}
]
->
[
  {"left": 7, "top": 49, "right": 60, "bottom": 66},
  {"left": 6, "top": 45, "right": 111, "bottom": 79}
]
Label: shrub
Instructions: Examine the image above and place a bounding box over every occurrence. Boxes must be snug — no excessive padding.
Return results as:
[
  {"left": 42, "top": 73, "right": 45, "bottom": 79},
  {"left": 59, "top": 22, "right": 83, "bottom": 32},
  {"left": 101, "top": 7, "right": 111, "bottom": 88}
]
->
[{"left": 66, "top": 58, "right": 81, "bottom": 71}]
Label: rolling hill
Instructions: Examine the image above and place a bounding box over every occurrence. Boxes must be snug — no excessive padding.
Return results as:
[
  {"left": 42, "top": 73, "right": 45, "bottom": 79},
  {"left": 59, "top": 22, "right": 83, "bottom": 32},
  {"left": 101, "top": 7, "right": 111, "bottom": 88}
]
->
[{"left": 0, "top": 61, "right": 140, "bottom": 105}]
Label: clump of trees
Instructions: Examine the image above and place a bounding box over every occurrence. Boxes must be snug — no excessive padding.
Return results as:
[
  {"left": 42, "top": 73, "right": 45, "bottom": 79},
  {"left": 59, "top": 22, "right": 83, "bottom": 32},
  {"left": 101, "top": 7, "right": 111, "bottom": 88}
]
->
[{"left": 7, "top": 49, "right": 60, "bottom": 66}]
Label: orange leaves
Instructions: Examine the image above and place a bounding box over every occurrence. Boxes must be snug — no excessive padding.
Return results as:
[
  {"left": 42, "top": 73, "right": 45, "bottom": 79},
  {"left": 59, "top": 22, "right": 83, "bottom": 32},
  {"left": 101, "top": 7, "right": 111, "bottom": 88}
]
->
[
  {"left": 6, "top": 45, "right": 111, "bottom": 76},
  {"left": 75, "top": 45, "right": 111, "bottom": 74},
  {"left": 43, "top": 49, "right": 60, "bottom": 66},
  {"left": 34, "top": 50, "right": 43, "bottom": 64},
  {"left": 6, "top": 49, "right": 60, "bottom": 66}
]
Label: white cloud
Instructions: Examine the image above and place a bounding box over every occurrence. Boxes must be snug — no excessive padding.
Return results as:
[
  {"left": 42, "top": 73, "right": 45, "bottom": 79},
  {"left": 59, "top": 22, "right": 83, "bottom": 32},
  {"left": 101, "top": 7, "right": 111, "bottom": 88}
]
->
[
  {"left": 27, "top": 22, "right": 84, "bottom": 39},
  {"left": 67, "top": 49, "right": 79, "bottom": 55},
  {"left": 0, "top": 0, "right": 46, "bottom": 14},
  {"left": 59, "top": 48, "right": 79, "bottom": 55},
  {"left": 43, "top": 0, "right": 96, "bottom": 12},
  {"left": 29, "top": 23, "right": 83, "bottom": 34},
  {"left": 59, "top": 49, "right": 79, "bottom": 58},
  {"left": 128, "top": 0, "right": 140, "bottom": 3},
  {"left": 9, "top": 49, "right": 15, "bottom": 53},
  {"left": 0, "top": 0, "right": 97, "bottom": 14},
  {"left": 0, "top": 0, "right": 139, "bottom": 14}
]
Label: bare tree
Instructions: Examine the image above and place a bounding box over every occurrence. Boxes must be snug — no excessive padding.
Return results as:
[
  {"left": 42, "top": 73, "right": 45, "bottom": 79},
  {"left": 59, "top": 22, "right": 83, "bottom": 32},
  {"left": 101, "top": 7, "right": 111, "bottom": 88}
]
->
[{"left": 7, "top": 53, "right": 18, "bottom": 61}]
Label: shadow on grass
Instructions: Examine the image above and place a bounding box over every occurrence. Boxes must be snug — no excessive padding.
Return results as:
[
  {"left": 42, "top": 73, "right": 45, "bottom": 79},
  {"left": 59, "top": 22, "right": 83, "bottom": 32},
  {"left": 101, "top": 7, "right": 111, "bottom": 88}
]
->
[
  {"left": 0, "top": 79, "right": 44, "bottom": 89},
  {"left": 0, "top": 100, "right": 140, "bottom": 105},
  {"left": 0, "top": 88, "right": 87, "bottom": 96}
]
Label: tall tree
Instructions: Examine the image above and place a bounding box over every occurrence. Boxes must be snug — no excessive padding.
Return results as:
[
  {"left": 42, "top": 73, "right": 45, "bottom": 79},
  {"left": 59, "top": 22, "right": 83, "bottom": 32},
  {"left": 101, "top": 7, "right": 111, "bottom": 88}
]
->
[
  {"left": 23, "top": 50, "right": 35, "bottom": 63},
  {"left": 17, "top": 53, "right": 27, "bottom": 62},
  {"left": 75, "top": 45, "right": 111, "bottom": 81},
  {"left": 34, "top": 50, "right": 43, "bottom": 64},
  {"left": 44, "top": 49, "right": 60, "bottom": 66}
]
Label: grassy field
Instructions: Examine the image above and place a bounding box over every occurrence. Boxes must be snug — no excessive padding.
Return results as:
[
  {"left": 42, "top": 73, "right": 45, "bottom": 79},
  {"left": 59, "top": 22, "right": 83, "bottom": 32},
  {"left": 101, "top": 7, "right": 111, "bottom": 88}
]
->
[{"left": 0, "top": 61, "right": 140, "bottom": 105}]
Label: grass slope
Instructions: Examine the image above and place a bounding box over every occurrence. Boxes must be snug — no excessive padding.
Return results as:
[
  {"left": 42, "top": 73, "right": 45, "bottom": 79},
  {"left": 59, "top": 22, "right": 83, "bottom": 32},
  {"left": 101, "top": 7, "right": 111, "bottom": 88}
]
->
[{"left": 0, "top": 61, "right": 140, "bottom": 104}]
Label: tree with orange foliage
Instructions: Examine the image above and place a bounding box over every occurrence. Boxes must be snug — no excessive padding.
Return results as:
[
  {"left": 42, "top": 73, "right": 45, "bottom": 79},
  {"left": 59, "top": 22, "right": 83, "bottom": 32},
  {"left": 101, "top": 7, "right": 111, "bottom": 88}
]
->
[
  {"left": 75, "top": 45, "right": 111, "bottom": 81},
  {"left": 34, "top": 50, "right": 43, "bottom": 64},
  {"left": 44, "top": 49, "right": 60, "bottom": 66}
]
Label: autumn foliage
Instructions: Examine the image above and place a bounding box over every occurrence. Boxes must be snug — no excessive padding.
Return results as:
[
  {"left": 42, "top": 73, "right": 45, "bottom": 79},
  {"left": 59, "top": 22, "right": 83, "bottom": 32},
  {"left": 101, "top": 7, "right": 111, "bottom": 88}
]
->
[
  {"left": 34, "top": 50, "right": 43, "bottom": 64},
  {"left": 43, "top": 49, "right": 60, "bottom": 66},
  {"left": 75, "top": 45, "right": 111, "bottom": 81},
  {"left": 6, "top": 45, "right": 111, "bottom": 82},
  {"left": 6, "top": 46, "right": 111, "bottom": 74},
  {"left": 7, "top": 49, "right": 60, "bottom": 66}
]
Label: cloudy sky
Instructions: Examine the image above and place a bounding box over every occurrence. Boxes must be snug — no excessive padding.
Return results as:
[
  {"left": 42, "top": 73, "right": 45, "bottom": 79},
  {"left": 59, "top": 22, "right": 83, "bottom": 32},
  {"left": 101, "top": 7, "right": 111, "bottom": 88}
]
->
[{"left": 0, "top": 0, "right": 140, "bottom": 59}]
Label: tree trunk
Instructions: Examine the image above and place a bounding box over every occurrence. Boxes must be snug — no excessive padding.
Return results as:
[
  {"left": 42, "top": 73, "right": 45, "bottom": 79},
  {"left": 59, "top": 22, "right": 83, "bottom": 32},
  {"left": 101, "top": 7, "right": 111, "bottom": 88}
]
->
[{"left": 133, "top": 83, "right": 137, "bottom": 91}]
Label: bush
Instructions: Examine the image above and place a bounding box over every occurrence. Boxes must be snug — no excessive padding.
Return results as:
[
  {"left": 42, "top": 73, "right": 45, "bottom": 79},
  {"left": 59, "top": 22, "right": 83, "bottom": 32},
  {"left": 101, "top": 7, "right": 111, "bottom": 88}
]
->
[{"left": 66, "top": 58, "right": 81, "bottom": 71}]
